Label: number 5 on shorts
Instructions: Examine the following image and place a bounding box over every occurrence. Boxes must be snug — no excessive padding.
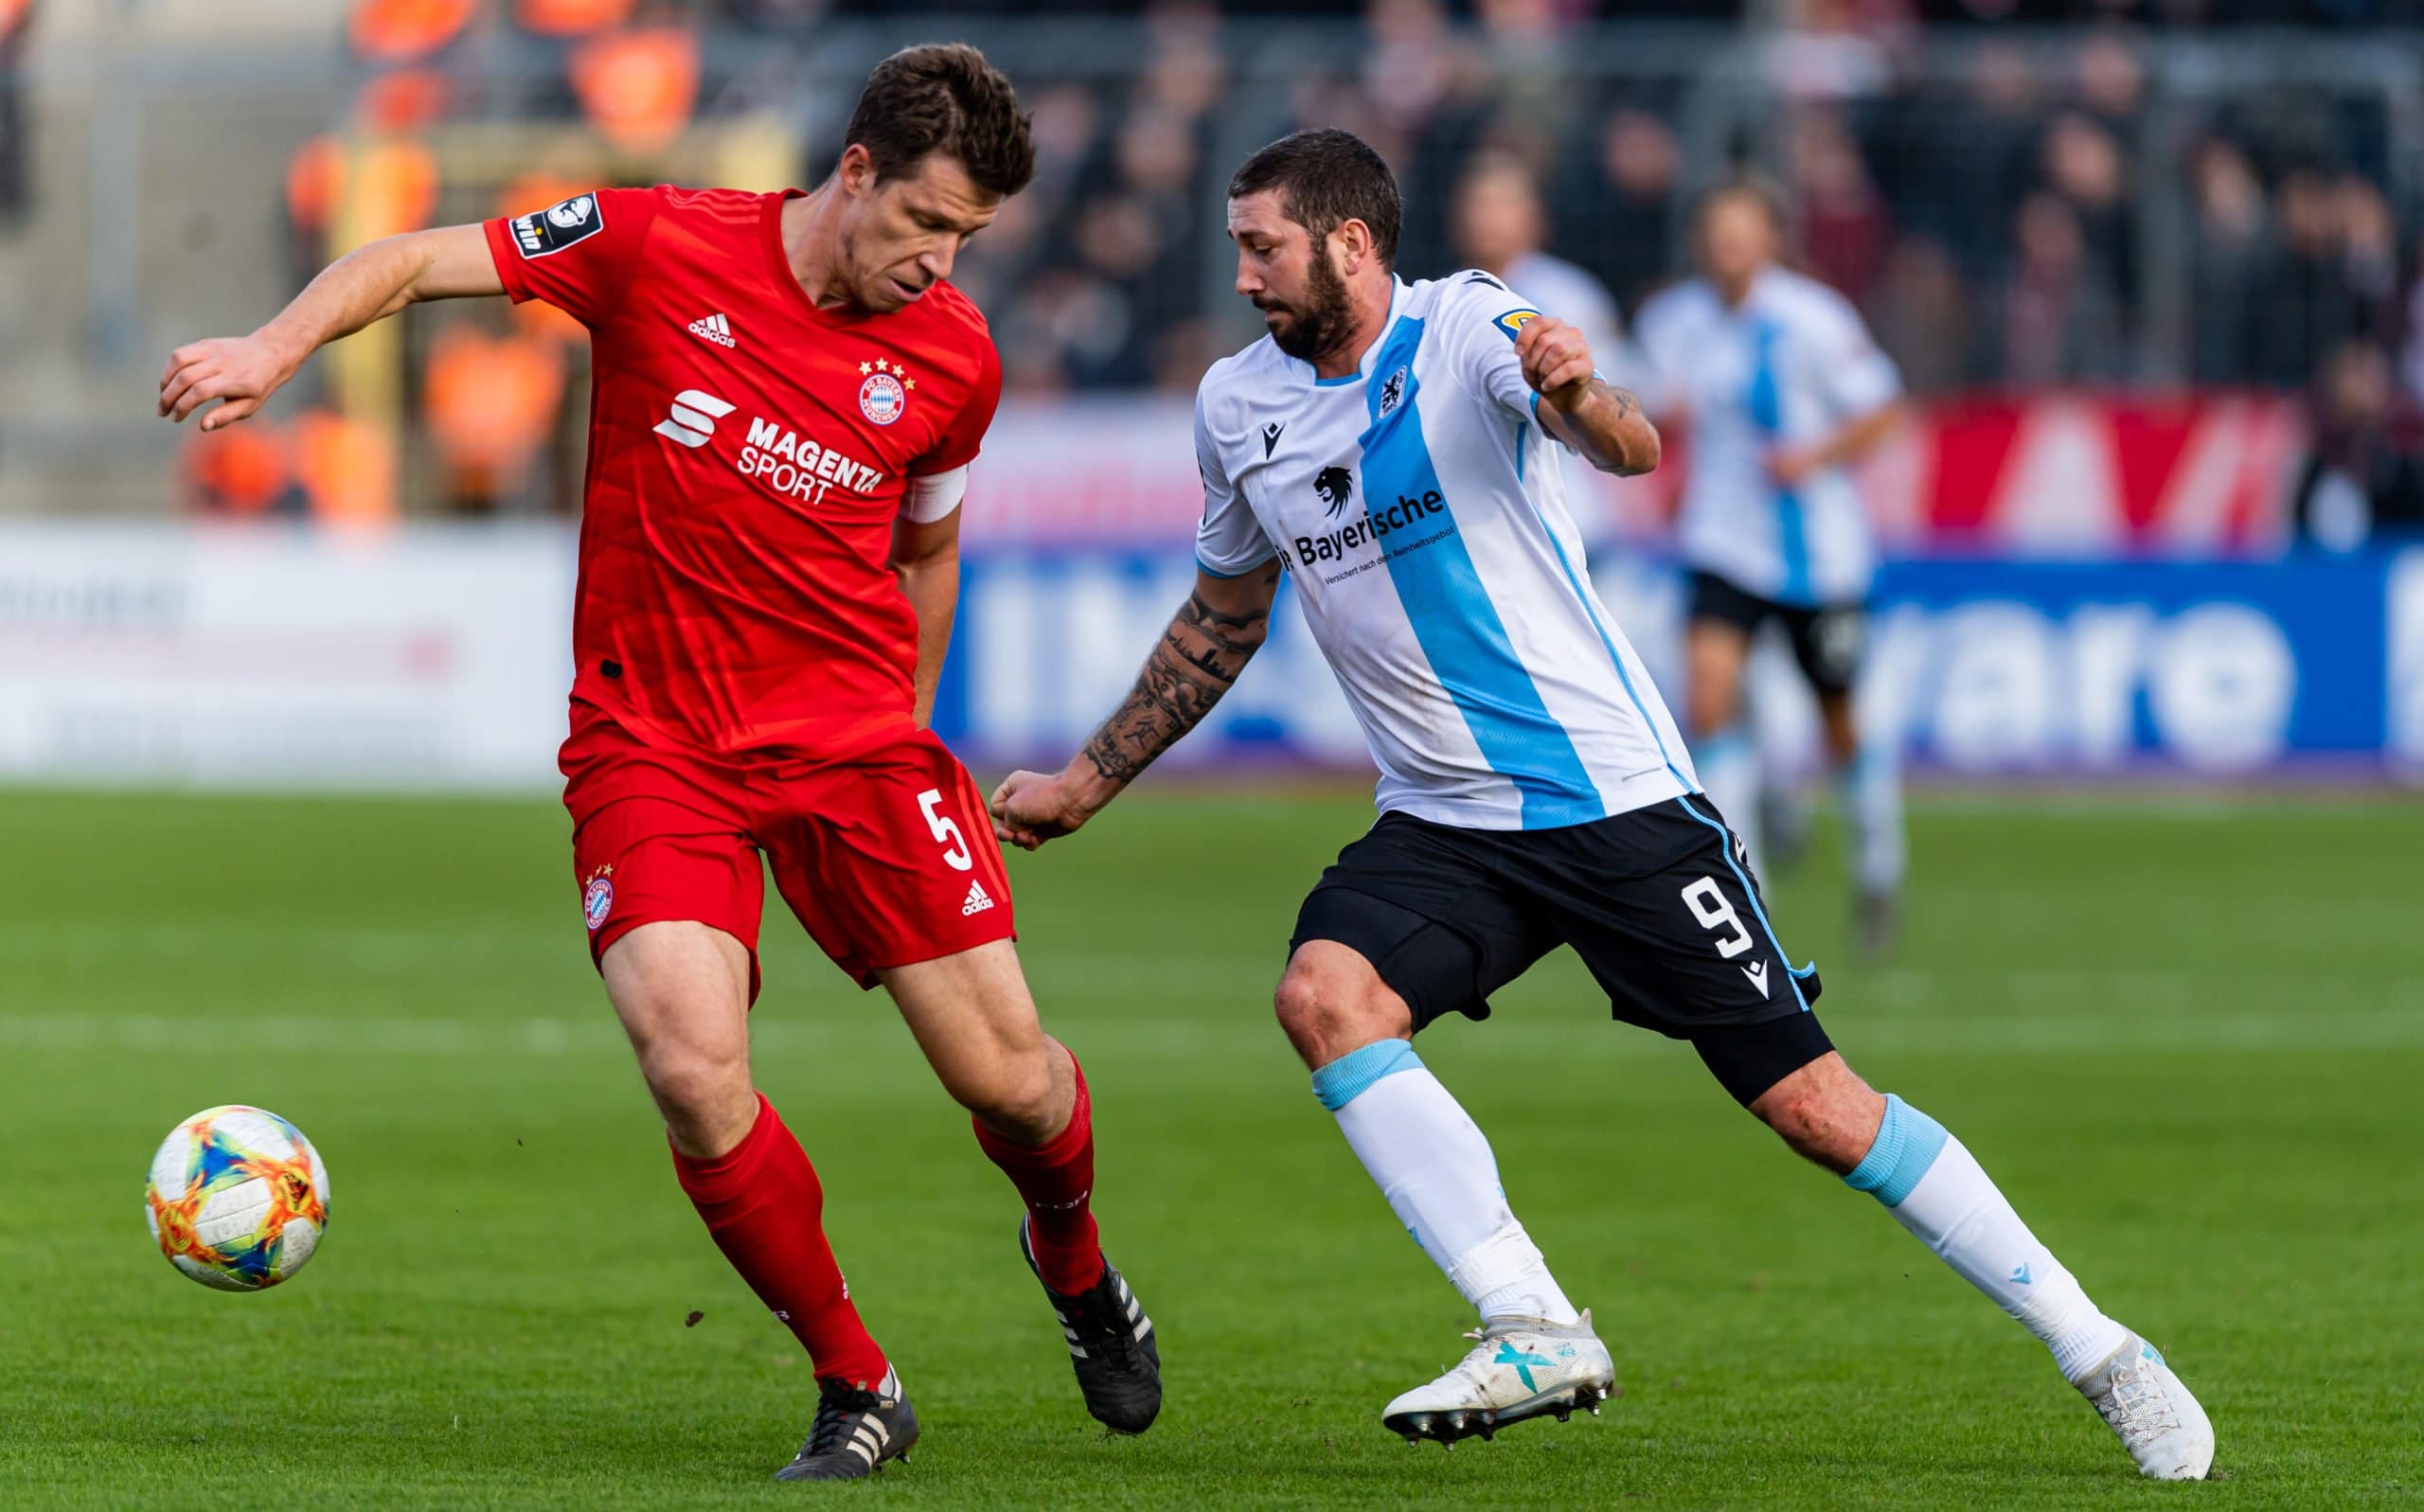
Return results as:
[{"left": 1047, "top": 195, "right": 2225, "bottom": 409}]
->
[
  {"left": 1681, "top": 876, "right": 1755, "bottom": 958},
  {"left": 918, "top": 788, "right": 975, "bottom": 872}
]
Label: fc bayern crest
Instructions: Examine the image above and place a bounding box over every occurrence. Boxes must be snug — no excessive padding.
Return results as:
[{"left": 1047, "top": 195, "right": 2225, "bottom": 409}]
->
[
  {"left": 858, "top": 357, "right": 912, "bottom": 426},
  {"left": 582, "top": 875, "right": 614, "bottom": 933}
]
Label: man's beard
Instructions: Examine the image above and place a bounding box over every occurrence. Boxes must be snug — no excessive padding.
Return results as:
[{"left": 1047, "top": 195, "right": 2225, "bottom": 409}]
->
[{"left": 1264, "top": 251, "right": 1354, "bottom": 363}]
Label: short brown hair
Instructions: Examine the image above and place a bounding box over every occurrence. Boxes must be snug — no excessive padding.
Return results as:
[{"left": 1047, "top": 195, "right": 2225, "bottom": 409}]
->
[
  {"left": 844, "top": 44, "right": 1036, "bottom": 200},
  {"left": 1228, "top": 128, "right": 1403, "bottom": 267},
  {"left": 1693, "top": 171, "right": 1790, "bottom": 234}
]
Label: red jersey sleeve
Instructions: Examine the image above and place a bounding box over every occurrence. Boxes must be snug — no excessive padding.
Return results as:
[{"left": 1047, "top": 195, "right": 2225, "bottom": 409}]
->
[
  {"left": 914, "top": 338, "right": 1002, "bottom": 475},
  {"left": 482, "top": 187, "right": 660, "bottom": 329}
]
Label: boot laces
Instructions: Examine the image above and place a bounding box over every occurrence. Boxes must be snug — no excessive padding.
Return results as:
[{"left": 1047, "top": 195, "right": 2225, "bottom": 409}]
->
[{"left": 2095, "top": 1360, "right": 2182, "bottom": 1450}]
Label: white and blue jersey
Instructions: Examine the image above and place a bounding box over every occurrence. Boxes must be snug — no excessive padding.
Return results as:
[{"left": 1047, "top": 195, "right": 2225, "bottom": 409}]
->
[
  {"left": 1632, "top": 267, "right": 1901, "bottom": 607},
  {"left": 1194, "top": 272, "right": 1697, "bottom": 832}
]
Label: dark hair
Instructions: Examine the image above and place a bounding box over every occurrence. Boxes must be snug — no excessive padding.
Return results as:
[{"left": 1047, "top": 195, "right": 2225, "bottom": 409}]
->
[
  {"left": 1692, "top": 171, "right": 1790, "bottom": 234},
  {"left": 845, "top": 44, "right": 1036, "bottom": 199},
  {"left": 1227, "top": 128, "right": 1402, "bottom": 266}
]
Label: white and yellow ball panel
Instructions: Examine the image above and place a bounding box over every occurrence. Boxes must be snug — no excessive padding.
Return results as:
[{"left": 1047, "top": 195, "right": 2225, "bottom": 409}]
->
[{"left": 144, "top": 1105, "right": 329, "bottom": 1291}]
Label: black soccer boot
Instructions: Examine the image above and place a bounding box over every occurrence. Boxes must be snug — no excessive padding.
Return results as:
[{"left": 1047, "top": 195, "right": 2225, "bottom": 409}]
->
[
  {"left": 774, "top": 1368, "right": 918, "bottom": 1482},
  {"left": 1020, "top": 1216, "right": 1163, "bottom": 1432}
]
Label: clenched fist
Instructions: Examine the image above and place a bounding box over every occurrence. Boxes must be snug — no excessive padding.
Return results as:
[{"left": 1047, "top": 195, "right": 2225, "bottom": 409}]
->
[
  {"left": 989, "top": 768, "right": 1096, "bottom": 851},
  {"left": 1513, "top": 313, "right": 1597, "bottom": 412}
]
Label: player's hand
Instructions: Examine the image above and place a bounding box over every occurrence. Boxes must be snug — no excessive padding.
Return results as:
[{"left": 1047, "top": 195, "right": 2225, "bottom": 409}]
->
[
  {"left": 158, "top": 333, "right": 298, "bottom": 431},
  {"left": 989, "top": 768, "right": 1092, "bottom": 851},
  {"left": 1764, "top": 444, "right": 1825, "bottom": 488},
  {"left": 1514, "top": 314, "right": 1595, "bottom": 413}
]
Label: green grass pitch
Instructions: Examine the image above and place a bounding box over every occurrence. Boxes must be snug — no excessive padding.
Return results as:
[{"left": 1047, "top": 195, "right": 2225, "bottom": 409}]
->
[{"left": 2, "top": 786, "right": 2418, "bottom": 1509}]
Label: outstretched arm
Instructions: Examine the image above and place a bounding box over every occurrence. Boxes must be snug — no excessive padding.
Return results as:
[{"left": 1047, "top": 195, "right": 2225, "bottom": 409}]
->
[
  {"left": 990, "top": 560, "right": 1284, "bottom": 847},
  {"left": 1765, "top": 398, "right": 1907, "bottom": 487},
  {"left": 158, "top": 222, "right": 503, "bottom": 431}
]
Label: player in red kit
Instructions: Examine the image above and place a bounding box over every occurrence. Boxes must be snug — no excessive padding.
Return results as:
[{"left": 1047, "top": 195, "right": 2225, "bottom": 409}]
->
[{"left": 155, "top": 44, "right": 1159, "bottom": 1481}]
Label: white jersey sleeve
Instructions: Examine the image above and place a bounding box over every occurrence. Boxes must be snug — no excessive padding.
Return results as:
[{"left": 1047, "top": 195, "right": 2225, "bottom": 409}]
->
[
  {"left": 1439, "top": 272, "right": 1547, "bottom": 426},
  {"left": 1627, "top": 283, "right": 1698, "bottom": 417},
  {"left": 1806, "top": 287, "right": 1903, "bottom": 418},
  {"left": 1191, "top": 383, "right": 1275, "bottom": 577}
]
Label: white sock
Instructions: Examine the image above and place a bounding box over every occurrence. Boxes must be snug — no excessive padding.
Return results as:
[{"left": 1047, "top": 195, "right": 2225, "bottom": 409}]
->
[
  {"left": 1311, "top": 1040, "right": 1579, "bottom": 1326},
  {"left": 1837, "top": 745, "right": 1906, "bottom": 895},
  {"left": 1697, "top": 725, "right": 1763, "bottom": 871},
  {"left": 1845, "top": 1094, "right": 2130, "bottom": 1383}
]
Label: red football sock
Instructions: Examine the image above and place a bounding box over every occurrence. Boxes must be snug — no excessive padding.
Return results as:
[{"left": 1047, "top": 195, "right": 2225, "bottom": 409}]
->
[
  {"left": 670, "top": 1094, "right": 888, "bottom": 1388},
  {"left": 973, "top": 1048, "right": 1105, "bottom": 1294}
]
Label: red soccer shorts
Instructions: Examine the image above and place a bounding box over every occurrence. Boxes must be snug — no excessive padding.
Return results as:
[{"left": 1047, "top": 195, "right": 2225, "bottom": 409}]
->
[{"left": 562, "top": 705, "right": 1016, "bottom": 995}]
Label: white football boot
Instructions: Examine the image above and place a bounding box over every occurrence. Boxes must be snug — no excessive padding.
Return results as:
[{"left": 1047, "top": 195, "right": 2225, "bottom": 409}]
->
[
  {"left": 1381, "top": 1310, "right": 1615, "bottom": 1447},
  {"left": 2075, "top": 1333, "right": 2215, "bottom": 1480}
]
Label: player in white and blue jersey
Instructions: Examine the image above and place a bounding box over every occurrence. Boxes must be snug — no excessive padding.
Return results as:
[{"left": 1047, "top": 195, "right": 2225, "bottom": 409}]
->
[
  {"left": 992, "top": 130, "right": 2211, "bottom": 1478},
  {"left": 1633, "top": 179, "right": 1910, "bottom": 952}
]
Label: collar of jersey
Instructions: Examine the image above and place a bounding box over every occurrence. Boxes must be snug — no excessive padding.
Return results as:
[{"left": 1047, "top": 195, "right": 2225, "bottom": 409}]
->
[
  {"left": 1295, "top": 278, "right": 1408, "bottom": 387},
  {"left": 1717, "top": 265, "right": 1785, "bottom": 322},
  {"left": 763, "top": 188, "right": 876, "bottom": 328}
]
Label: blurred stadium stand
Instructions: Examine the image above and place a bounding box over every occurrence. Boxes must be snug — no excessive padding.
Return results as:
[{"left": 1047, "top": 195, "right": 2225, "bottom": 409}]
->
[
  {"left": 4, "top": 1, "right": 2424, "bottom": 527},
  {"left": 2, "top": 3, "right": 2422, "bottom": 792}
]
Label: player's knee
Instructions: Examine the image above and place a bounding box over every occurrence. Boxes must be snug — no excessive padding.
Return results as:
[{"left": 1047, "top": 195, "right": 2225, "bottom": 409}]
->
[
  {"left": 1687, "top": 680, "right": 1737, "bottom": 738},
  {"left": 638, "top": 1034, "right": 744, "bottom": 1103},
  {"left": 640, "top": 1042, "right": 755, "bottom": 1154},
  {"left": 953, "top": 1047, "right": 1061, "bottom": 1143},
  {"left": 1751, "top": 1058, "right": 1884, "bottom": 1175},
  {"left": 1273, "top": 965, "right": 1399, "bottom": 1070},
  {"left": 1817, "top": 696, "right": 1862, "bottom": 765}
]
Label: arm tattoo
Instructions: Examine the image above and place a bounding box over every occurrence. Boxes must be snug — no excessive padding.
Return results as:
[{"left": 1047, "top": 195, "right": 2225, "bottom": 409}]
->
[
  {"left": 1549, "top": 380, "right": 1654, "bottom": 474},
  {"left": 1080, "top": 565, "right": 1279, "bottom": 785}
]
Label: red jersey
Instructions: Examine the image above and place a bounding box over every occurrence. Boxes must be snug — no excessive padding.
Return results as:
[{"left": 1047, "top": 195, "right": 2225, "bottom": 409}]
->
[{"left": 483, "top": 186, "right": 1002, "bottom": 758}]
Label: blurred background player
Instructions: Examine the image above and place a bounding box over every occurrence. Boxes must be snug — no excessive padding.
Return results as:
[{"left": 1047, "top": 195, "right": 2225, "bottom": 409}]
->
[
  {"left": 1448, "top": 151, "right": 1624, "bottom": 387},
  {"left": 1448, "top": 150, "right": 1631, "bottom": 560},
  {"left": 1633, "top": 178, "right": 1909, "bottom": 954},
  {"left": 993, "top": 129, "right": 2213, "bottom": 1480},
  {"left": 154, "top": 44, "right": 1160, "bottom": 1482}
]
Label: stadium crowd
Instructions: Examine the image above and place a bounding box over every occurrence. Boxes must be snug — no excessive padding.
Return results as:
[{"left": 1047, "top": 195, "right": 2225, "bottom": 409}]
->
[{"left": 115, "top": 0, "right": 2424, "bottom": 542}]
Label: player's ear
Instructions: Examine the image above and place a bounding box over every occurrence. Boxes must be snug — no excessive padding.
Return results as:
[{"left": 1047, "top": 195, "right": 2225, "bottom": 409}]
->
[
  {"left": 1335, "top": 217, "right": 1373, "bottom": 276},
  {"left": 836, "top": 143, "right": 877, "bottom": 196}
]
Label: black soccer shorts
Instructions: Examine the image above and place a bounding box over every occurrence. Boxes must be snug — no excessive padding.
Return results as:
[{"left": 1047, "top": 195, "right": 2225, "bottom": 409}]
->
[
  {"left": 1685, "top": 569, "right": 1866, "bottom": 699},
  {"left": 1289, "top": 795, "right": 1832, "bottom": 1105}
]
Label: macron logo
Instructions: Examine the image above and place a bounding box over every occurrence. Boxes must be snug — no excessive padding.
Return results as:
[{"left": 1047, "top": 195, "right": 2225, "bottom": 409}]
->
[
  {"left": 1741, "top": 960, "right": 1771, "bottom": 999},
  {"left": 960, "top": 881, "right": 995, "bottom": 916},
  {"left": 686, "top": 311, "right": 736, "bottom": 348},
  {"left": 653, "top": 388, "right": 736, "bottom": 449}
]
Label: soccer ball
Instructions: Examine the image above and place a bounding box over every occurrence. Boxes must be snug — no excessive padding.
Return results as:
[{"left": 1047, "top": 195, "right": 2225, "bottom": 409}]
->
[{"left": 143, "top": 1105, "right": 330, "bottom": 1291}]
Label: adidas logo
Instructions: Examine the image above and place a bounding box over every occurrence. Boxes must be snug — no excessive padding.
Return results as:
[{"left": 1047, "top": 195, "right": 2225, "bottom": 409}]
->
[
  {"left": 960, "top": 881, "right": 994, "bottom": 916},
  {"left": 686, "top": 311, "right": 736, "bottom": 348}
]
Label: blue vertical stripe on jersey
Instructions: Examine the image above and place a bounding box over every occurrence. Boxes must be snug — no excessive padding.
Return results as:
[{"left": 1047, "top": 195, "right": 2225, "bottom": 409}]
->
[
  {"left": 1358, "top": 316, "right": 1603, "bottom": 828},
  {"left": 1673, "top": 793, "right": 1812, "bottom": 1010},
  {"left": 1746, "top": 318, "right": 1814, "bottom": 606},
  {"left": 1513, "top": 480, "right": 1697, "bottom": 795}
]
